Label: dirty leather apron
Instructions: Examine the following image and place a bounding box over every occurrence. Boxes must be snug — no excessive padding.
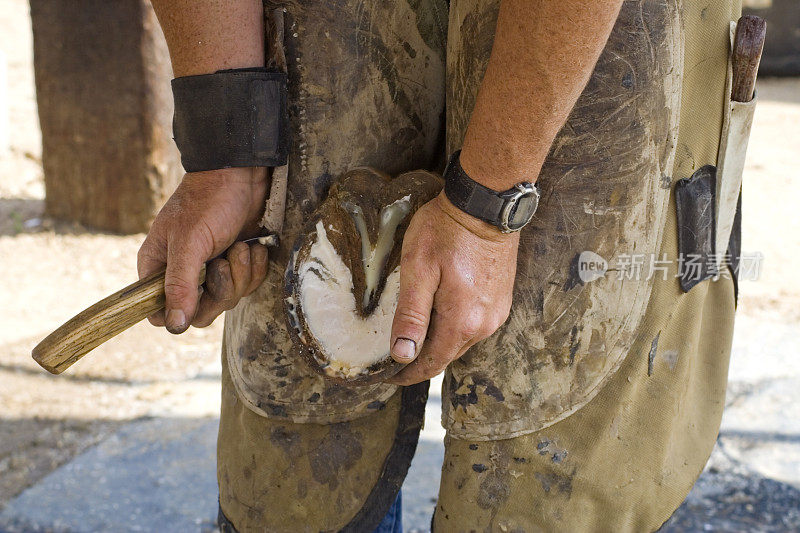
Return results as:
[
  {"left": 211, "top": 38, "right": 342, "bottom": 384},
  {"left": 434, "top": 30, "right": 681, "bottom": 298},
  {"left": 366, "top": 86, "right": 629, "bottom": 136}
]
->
[
  {"left": 218, "top": 0, "right": 746, "bottom": 530},
  {"left": 219, "top": 0, "right": 447, "bottom": 530}
]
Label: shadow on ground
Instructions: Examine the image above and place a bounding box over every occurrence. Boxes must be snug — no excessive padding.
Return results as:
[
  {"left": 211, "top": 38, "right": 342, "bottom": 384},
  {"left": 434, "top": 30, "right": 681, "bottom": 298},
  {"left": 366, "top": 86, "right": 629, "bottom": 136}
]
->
[
  {"left": 0, "top": 417, "right": 122, "bottom": 512},
  {"left": 3, "top": 415, "right": 800, "bottom": 532},
  {"left": 0, "top": 417, "right": 219, "bottom": 533},
  {"left": 665, "top": 467, "right": 800, "bottom": 532}
]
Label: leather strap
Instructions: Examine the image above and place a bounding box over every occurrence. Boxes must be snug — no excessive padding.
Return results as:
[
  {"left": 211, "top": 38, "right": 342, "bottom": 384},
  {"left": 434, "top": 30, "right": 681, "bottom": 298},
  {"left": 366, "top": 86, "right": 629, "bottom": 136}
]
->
[
  {"left": 171, "top": 68, "right": 289, "bottom": 172},
  {"left": 443, "top": 150, "right": 507, "bottom": 227}
]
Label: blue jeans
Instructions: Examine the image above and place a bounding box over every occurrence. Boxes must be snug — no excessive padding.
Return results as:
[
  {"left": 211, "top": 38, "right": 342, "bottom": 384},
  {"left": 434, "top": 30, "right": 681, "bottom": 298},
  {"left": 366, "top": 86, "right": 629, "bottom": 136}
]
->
[{"left": 373, "top": 492, "right": 402, "bottom": 533}]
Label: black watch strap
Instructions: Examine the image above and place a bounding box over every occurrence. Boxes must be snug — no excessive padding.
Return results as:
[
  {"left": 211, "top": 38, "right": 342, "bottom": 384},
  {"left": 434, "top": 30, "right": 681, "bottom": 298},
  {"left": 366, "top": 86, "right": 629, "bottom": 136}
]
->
[
  {"left": 443, "top": 150, "right": 507, "bottom": 226},
  {"left": 171, "top": 68, "right": 289, "bottom": 172},
  {"left": 443, "top": 150, "right": 540, "bottom": 232}
]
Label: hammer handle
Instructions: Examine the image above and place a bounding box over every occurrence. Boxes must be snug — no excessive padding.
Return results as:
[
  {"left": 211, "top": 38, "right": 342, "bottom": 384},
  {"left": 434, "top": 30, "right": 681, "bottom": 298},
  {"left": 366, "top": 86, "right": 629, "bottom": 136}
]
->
[
  {"left": 731, "top": 15, "right": 767, "bottom": 103},
  {"left": 32, "top": 266, "right": 205, "bottom": 374}
]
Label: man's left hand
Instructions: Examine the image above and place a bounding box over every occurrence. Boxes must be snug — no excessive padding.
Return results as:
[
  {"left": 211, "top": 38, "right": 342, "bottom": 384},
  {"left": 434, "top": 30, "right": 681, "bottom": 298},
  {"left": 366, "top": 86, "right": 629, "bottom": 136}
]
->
[{"left": 386, "top": 191, "right": 519, "bottom": 386}]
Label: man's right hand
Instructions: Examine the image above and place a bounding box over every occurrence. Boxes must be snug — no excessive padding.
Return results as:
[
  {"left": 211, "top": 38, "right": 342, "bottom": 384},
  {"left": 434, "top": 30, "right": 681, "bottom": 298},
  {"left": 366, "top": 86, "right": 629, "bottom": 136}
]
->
[{"left": 137, "top": 167, "right": 270, "bottom": 334}]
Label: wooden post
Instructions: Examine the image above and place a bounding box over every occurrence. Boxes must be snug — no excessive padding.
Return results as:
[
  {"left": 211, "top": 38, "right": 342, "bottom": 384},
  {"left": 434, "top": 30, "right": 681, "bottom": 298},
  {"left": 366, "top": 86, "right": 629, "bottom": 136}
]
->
[
  {"left": 30, "top": 0, "right": 181, "bottom": 234},
  {"left": 744, "top": 0, "right": 800, "bottom": 76}
]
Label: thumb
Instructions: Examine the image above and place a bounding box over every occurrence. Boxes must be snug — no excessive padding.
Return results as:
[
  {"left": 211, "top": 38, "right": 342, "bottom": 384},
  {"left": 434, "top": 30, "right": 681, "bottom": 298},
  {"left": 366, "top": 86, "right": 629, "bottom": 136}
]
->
[
  {"left": 164, "top": 237, "right": 208, "bottom": 334},
  {"left": 390, "top": 258, "right": 440, "bottom": 364}
]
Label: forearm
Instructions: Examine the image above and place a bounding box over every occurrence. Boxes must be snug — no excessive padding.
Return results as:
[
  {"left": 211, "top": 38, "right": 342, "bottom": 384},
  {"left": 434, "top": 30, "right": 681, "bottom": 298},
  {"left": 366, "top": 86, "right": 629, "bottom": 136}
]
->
[
  {"left": 459, "top": 0, "right": 623, "bottom": 191},
  {"left": 151, "top": 0, "right": 264, "bottom": 77},
  {"left": 152, "top": 0, "right": 268, "bottom": 185}
]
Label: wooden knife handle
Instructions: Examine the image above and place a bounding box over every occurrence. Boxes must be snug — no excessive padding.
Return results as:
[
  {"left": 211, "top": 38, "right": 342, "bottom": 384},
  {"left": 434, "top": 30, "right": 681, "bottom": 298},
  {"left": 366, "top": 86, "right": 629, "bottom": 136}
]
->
[
  {"left": 731, "top": 15, "right": 767, "bottom": 103},
  {"left": 32, "top": 266, "right": 205, "bottom": 374}
]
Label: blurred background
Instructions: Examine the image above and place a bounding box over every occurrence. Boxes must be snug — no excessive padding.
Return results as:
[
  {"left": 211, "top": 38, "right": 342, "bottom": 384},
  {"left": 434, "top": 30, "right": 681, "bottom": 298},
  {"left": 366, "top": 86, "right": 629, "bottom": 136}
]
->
[{"left": 0, "top": 0, "right": 798, "bottom": 531}]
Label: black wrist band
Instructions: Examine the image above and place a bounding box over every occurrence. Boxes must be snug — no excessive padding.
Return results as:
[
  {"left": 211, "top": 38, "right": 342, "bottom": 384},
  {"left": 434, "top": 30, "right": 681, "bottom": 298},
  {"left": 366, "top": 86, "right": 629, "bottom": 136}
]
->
[
  {"left": 171, "top": 67, "right": 289, "bottom": 172},
  {"left": 443, "top": 150, "right": 507, "bottom": 225},
  {"left": 443, "top": 150, "right": 540, "bottom": 233}
]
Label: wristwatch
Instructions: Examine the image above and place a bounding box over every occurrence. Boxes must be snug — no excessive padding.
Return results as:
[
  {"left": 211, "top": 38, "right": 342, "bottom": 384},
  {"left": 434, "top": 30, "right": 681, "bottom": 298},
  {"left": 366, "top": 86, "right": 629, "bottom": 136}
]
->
[{"left": 443, "top": 150, "right": 540, "bottom": 233}]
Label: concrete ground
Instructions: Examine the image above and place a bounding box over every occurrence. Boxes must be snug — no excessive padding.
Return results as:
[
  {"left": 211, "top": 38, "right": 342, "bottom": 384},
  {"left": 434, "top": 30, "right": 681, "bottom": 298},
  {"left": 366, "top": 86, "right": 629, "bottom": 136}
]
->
[
  {"left": 1, "top": 0, "right": 799, "bottom": 530},
  {"left": 3, "top": 314, "right": 800, "bottom": 532}
]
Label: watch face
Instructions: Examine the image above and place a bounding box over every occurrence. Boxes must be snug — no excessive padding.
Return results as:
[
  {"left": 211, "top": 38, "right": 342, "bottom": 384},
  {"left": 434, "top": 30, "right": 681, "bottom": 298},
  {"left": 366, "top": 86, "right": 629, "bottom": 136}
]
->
[{"left": 506, "top": 189, "right": 539, "bottom": 231}]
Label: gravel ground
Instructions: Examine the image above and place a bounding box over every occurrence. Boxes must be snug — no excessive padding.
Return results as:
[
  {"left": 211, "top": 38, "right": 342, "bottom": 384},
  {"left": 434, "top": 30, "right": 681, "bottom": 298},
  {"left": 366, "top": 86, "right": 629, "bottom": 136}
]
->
[{"left": 1, "top": 0, "right": 799, "bottom": 530}]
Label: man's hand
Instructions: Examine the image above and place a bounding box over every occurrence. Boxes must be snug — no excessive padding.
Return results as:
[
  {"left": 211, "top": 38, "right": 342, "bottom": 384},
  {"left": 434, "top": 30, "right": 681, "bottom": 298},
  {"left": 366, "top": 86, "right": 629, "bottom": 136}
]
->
[
  {"left": 386, "top": 192, "right": 519, "bottom": 386},
  {"left": 137, "top": 167, "right": 269, "bottom": 334},
  {"left": 383, "top": 0, "right": 623, "bottom": 385}
]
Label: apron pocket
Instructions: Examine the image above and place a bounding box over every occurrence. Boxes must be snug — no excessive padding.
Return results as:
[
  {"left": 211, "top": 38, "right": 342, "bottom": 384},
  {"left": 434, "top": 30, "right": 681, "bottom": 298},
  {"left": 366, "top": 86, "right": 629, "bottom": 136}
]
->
[{"left": 675, "top": 165, "right": 717, "bottom": 292}]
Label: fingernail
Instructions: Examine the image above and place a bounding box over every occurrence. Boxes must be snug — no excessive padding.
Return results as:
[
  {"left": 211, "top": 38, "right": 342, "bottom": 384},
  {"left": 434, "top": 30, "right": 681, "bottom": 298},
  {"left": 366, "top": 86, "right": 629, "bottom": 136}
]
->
[
  {"left": 239, "top": 247, "right": 250, "bottom": 265},
  {"left": 166, "top": 308, "right": 186, "bottom": 332},
  {"left": 392, "top": 338, "right": 416, "bottom": 362},
  {"left": 253, "top": 245, "right": 268, "bottom": 263}
]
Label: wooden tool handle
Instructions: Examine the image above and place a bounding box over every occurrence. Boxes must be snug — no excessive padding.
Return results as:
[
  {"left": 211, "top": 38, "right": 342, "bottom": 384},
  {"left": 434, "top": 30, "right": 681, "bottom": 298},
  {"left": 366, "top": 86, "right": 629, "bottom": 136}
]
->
[
  {"left": 32, "top": 266, "right": 205, "bottom": 374},
  {"left": 731, "top": 15, "right": 767, "bottom": 103}
]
